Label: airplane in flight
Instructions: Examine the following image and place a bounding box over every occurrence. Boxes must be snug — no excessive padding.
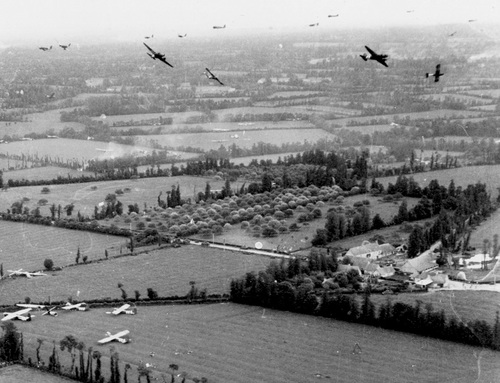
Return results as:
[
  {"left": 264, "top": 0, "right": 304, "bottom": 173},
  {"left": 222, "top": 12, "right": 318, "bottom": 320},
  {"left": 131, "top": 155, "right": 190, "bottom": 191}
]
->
[
  {"left": 144, "top": 34, "right": 154, "bottom": 39},
  {"left": 97, "top": 330, "right": 130, "bottom": 344},
  {"left": 360, "top": 46, "right": 389, "bottom": 67},
  {"left": 106, "top": 304, "right": 137, "bottom": 316},
  {"left": 204, "top": 68, "right": 224, "bottom": 85},
  {"left": 7, "top": 269, "right": 47, "bottom": 278},
  {"left": 213, "top": 24, "right": 226, "bottom": 29},
  {"left": 59, "top": 43, "right": 71, "bottom": 50},
  {"left": 309, "top": 23, "right": 319, "bottom": 27},
  {"left": 328, "top": 14, "right": 339, "bottom": 18},
  {"left": 46, "top": 92, "right": 55, "bottom": 99},
  {"left": 426, "top": 64, "right": 444, "bottom": 82},
  {"left": 143, "top": 43, "right": 174, "bottom": 68},
  {"left": 178, "top": 34, "right": 187, "bottom": 38},
  {"left": 2, "top": 308, "right": 33, "bottom": 322},
  {"left": 61, "top": 302, "right": 89, "bottom": 311},
  {"left": 39, "top": 45, "right": 52, "bottom": 51}
]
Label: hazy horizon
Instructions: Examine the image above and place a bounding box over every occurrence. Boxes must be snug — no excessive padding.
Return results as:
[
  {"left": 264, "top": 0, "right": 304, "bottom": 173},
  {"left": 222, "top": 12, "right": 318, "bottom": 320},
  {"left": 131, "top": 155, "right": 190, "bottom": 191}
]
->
[{"left": 0, "top": 0, "right": 499, "bottom": 46}]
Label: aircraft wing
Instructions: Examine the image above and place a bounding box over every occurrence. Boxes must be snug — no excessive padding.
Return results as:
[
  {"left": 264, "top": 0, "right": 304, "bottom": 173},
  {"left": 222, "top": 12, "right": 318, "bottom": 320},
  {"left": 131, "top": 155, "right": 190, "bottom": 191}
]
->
[
  {"left": 377, "top": 58, "right": 389, "bottom": 68},
  {"left": 113, "top": 304, "right": 130, "bottom": 314},
  {"left": 365, "top": 46, "right": 377, "bottom": 56},
  {"left": 159, "top": 57, "right": 174, "bottom": 68},
  {"left": 16, "top": 303, "right": 45, "bottom": 309},
  {"left": 2, "top": 308, "right": 31, "bottom": 321},
  {"left": 143, "top": 42, "right": 156, "bottom": 55}
]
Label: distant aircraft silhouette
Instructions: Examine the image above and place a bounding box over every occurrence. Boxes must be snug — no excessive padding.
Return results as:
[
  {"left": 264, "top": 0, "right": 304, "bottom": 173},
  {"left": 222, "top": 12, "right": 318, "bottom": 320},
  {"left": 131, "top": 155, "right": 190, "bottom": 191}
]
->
[
  {"left": 213, "top": 25, "right": 226, "bottom": 29},
  {"left": 39, "top": 45, "right": 52, "bottom": 51},
  {"left": 426, "top": 64, "right": 444, "bottom": 82},
  {"left": 449, "top": 31, "right": 457, "bottom": 37},
  {"left": 468, "top": 19, "right": 477, "bottom": 22},
  {"left": 204, "top": 68, "right": 224, "bottom": 85},
  {"left": 328, "top": 14, "right": 339, "bottom": 18},
  {"left": 309, "top": 23, "right": 319, "bottom": 27},
  {"left": 178, "top": 34, "right": 187, "bottom": 38},
  {"left": 144, "top": 34, "right": 154, "bottom": 39},
  {"left": 59, "top": 43, "right": 71, "bottom": 50},
  {"left": 143, "top": 42, "right": 173, "bottom": 68},
  {"left": 46, "top": 92, "right": 55, "bottom": 99},
  {"left": 360, "top": 46, "right": 388, "bottom": 67}
]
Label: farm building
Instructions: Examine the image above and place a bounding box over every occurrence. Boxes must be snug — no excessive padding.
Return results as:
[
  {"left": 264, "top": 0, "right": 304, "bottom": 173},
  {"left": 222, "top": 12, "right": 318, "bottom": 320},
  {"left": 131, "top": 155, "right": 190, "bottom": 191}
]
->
[
  {"left": 400, "top": 250, "right": 438, "bottom": 276},
  {"left": 365, "top": 264, "right": 396, "bottom": 278},
  {"left": 345, "top": 241, "right": 396, "bottom": 259}
]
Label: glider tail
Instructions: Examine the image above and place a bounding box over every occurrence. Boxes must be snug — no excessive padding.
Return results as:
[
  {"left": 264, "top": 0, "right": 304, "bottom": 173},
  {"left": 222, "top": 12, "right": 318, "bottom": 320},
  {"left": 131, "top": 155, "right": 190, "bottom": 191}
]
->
[{"left": 425, "top": 73, "right": 429, "bottom": 78}]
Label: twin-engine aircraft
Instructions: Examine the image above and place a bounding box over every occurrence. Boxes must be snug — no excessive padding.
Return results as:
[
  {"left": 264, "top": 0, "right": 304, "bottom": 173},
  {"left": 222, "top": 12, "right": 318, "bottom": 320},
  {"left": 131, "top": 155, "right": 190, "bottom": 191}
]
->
[
  {"left": 98, "top": 330, "right": 130, "bottom": 344},
  {"left": 426, "top": 64, "right": 444, "bottom": 82},
  {"left": 106, "top": 304, "right": 137, "bottom": 316},
  {"left": 360, "top": 46, "right": 389, "bottom": 67},
  {"left": 7, "top": 269, "right": 47, "bottom": 278},
  {"left": 143, "top": 42, "right": 174, "bottom": 68},
  {"left": 2, "top": 308, "right": 33, "bottom": 322}
]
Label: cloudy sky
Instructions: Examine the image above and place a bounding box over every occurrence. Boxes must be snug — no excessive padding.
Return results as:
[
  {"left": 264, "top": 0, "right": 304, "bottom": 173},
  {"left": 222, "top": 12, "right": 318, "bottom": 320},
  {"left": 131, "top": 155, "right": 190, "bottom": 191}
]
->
[{"left": 0, "top": 0, "right": 498, "bottom": 45}]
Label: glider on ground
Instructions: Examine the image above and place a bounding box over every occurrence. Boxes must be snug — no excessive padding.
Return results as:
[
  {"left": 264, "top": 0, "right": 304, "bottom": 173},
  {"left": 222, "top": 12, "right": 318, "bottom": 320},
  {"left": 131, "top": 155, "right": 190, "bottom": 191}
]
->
[
  {"left": 106, "top": 304, "right": 137, "bottom": 316},
  {"left": 98, "top": 330, "right": 130, "bottom": 344},
  {"left": 2, "top": 308, "right": 33, "bottom": 322}
]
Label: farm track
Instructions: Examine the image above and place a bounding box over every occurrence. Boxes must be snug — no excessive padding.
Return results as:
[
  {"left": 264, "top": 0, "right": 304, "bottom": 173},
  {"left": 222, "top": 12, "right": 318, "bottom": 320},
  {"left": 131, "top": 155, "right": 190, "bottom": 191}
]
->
[{"left": 14, "top": 303, "right": 500, "bottom": 383}]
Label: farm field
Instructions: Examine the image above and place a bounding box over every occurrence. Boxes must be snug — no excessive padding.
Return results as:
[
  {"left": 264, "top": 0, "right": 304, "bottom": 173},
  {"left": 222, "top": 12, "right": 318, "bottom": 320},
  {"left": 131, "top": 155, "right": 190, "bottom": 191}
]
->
[
  {"left": 172, "top": 120, "right": 315, "bottom": 131},
  {"left": 213, "top": 106, "right": 317, "bottom": 119},
  {"left": 14, "top": 303, "right": 500, "bottom": 383},
  {"left": 268, "top": 91, "right": 324, "bottom": 98},
  {"left": 0, "top": 365, "right": 75, "bottom": 383},
  {"left": 465, "top": 208, "right": 500, "bottom": 250},
  {"left": 471, "top": 104, "right": 498, "bottom": 111},
  {"left": 419, "top": 93, "right": 494, "bottom": 104},
  {"left": 0, "top": 158, "right": 28, "bottom": 172},
  {"left": 329, "top": 109, "right": 485, "bottom": 127},
  {"left": 0, "top": 109, "right": 84, "bottom": 138},
  {"left": 369, "top": 290, "right": 500, "bottom": 327},
  {"left": 135, "top": 129, "right": 336, "bottom": 151},
  {"left": 465, "top": 89, "right": 500, "bottom": 98},
  {"left": 0, "top": 139, "right": 154, "bottom": 163},
  {"left": 0, "top": 220, "right": 128, "bottom": 272},
  {"left": 337, "top": 124, "right": 395, "bottom": 133},
  {"left": 0, "top": 245, "right": 271, "bottom": 304},
  {"left": 0, "top": 175, "right": 244, "bottom": 218},
  {"left": 1, "top": 166, "right": 94, "bottom": 182},
  {"left": 91, "top": 111, "right": 205, "bottom": 125},
  {"left": 232, "top": 152, "right": 302, "bottom": 166}
]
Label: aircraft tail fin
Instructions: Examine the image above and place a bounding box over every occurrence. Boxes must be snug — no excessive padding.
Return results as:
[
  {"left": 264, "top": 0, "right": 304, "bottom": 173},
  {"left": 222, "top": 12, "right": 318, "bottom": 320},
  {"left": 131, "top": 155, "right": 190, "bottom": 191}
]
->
[
  {"left": 425, "top": 73, "right": 429, "bottom": 78},
  {"left": 360, "top": 54, "right": 368, "bottom": 61}
]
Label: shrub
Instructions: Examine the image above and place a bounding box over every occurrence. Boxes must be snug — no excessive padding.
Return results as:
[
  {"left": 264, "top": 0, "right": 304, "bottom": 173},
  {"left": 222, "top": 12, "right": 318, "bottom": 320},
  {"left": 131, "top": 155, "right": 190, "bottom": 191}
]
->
[
  {"left": 146, "top": 287, "right": 158, "bottom": 300},
  {"left": 41, "top": 187, "right": 50, "bottom": 194},
  {"left": 115, "top": 189, "right": 124, "bottom": 195},
  {"left": 38, "top": 199, "right": 48, "bottom": 206},
  {"left": 44, "top": 258, "right": 54, "bottom": 271}
]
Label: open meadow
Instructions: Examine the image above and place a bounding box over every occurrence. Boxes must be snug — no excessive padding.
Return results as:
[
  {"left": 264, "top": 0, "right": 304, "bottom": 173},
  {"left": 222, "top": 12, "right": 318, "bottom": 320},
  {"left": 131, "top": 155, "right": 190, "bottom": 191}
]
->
[
  {"left": 91, "top": 111, "right": 205, "bottom": 125},
  {"left": 0, "top": 109, "right": 84, "bottom": 138},
  {"left": 134, "top": 129, "right": 336, "bottom": 151},
  {"left": 0, "top": 175, "right": 244, "bottom": 218},
  {"left": 13, "top": 303, "right": 500, "bottom": 383},
  {"left": 0, "top": 245, "right": 271, "bottom": 304},
  {"left": 2, "top": 166, "right": 94, "bottom": 182},
  {"left": 0, "top": 220, "right": 128, "bottom": 272},
  {"left": 0, "top": 365, "right": 76, "bottom": 383},
  {"left": 0, "top": 139, "right": 154, "bottom": 164}
]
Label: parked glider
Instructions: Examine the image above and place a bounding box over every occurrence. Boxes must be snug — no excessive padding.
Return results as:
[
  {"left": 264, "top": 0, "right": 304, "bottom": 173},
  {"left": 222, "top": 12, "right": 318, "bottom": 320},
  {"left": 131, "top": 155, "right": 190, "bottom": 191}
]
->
[
  {"left": 98, "top": 330, "right": 130, "bottom": 344},
  {"left": 8, "top": 269, "right": 47, "bottom": 278},
  {"left": 143, "top": 42, "right": 173, "bottom": 68},
  {"left": 106, "top": 304, "right": 137, "bottom": 316},
  {"left": 2, "top": 308, "right": 32, "bottom": 322},
  {"left": 426, "top": 64, "right": 444, "bottom": 82},
  {"left": 61, "top": 302, "right": 89, "bottom": 311},
  {"left": 42, "top": 307, "right": 58, "bottom": 317},
  {"left": 16, "top": 303, "right": 46, "bottom": 310},
  {"left": 360, "top": 46, "right": 389, "bottom": 67}
]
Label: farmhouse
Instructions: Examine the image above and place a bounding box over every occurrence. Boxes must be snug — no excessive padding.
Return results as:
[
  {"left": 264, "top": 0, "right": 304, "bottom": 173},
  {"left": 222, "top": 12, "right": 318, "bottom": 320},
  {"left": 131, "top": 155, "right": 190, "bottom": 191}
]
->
[
  {"left": 464, "top": 253, "right": 495, "bottom": 269},
  {"left": 400, "top": 250, "right": 438, "bottom": 276}
]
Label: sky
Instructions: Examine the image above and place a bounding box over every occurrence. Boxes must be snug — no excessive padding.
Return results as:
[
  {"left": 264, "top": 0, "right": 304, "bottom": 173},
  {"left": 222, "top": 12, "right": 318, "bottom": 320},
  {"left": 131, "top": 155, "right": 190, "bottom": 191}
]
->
[{"left": 0, "top": 0, "right": 499, "bottom": 45}]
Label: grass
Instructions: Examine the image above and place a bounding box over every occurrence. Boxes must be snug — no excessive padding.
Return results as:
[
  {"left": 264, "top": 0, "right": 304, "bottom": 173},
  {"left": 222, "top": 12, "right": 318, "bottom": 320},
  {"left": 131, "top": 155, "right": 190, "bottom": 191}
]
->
[
  {"left": 0, "top": 365, "right": 75, "bottom": 383},
  {"left": 0, "top": 245, "right": 271, "bottom": 304},
  {"left": 14, "top": 303, "right": 500, "bottom": 383},
  {"left": 90, "top": 111, "right": 205, "bottom": 125},
  {"left": 0, "top": 175, "right": 244, "bottom": 219},
  {"left": 0, "top": 139, "right": 153, "bottom": 163},
  {"left": 2, "top": 166, "right": 94, "bottom": 182},
  {"left": 0, "top": 220, "right": 128, "bottom": 272},
  {"left": 135, "top": 129, "right": 335, "bottom": 151},
  {"left": 0, "top": 109, "right": 84, "bottom": 138}
]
